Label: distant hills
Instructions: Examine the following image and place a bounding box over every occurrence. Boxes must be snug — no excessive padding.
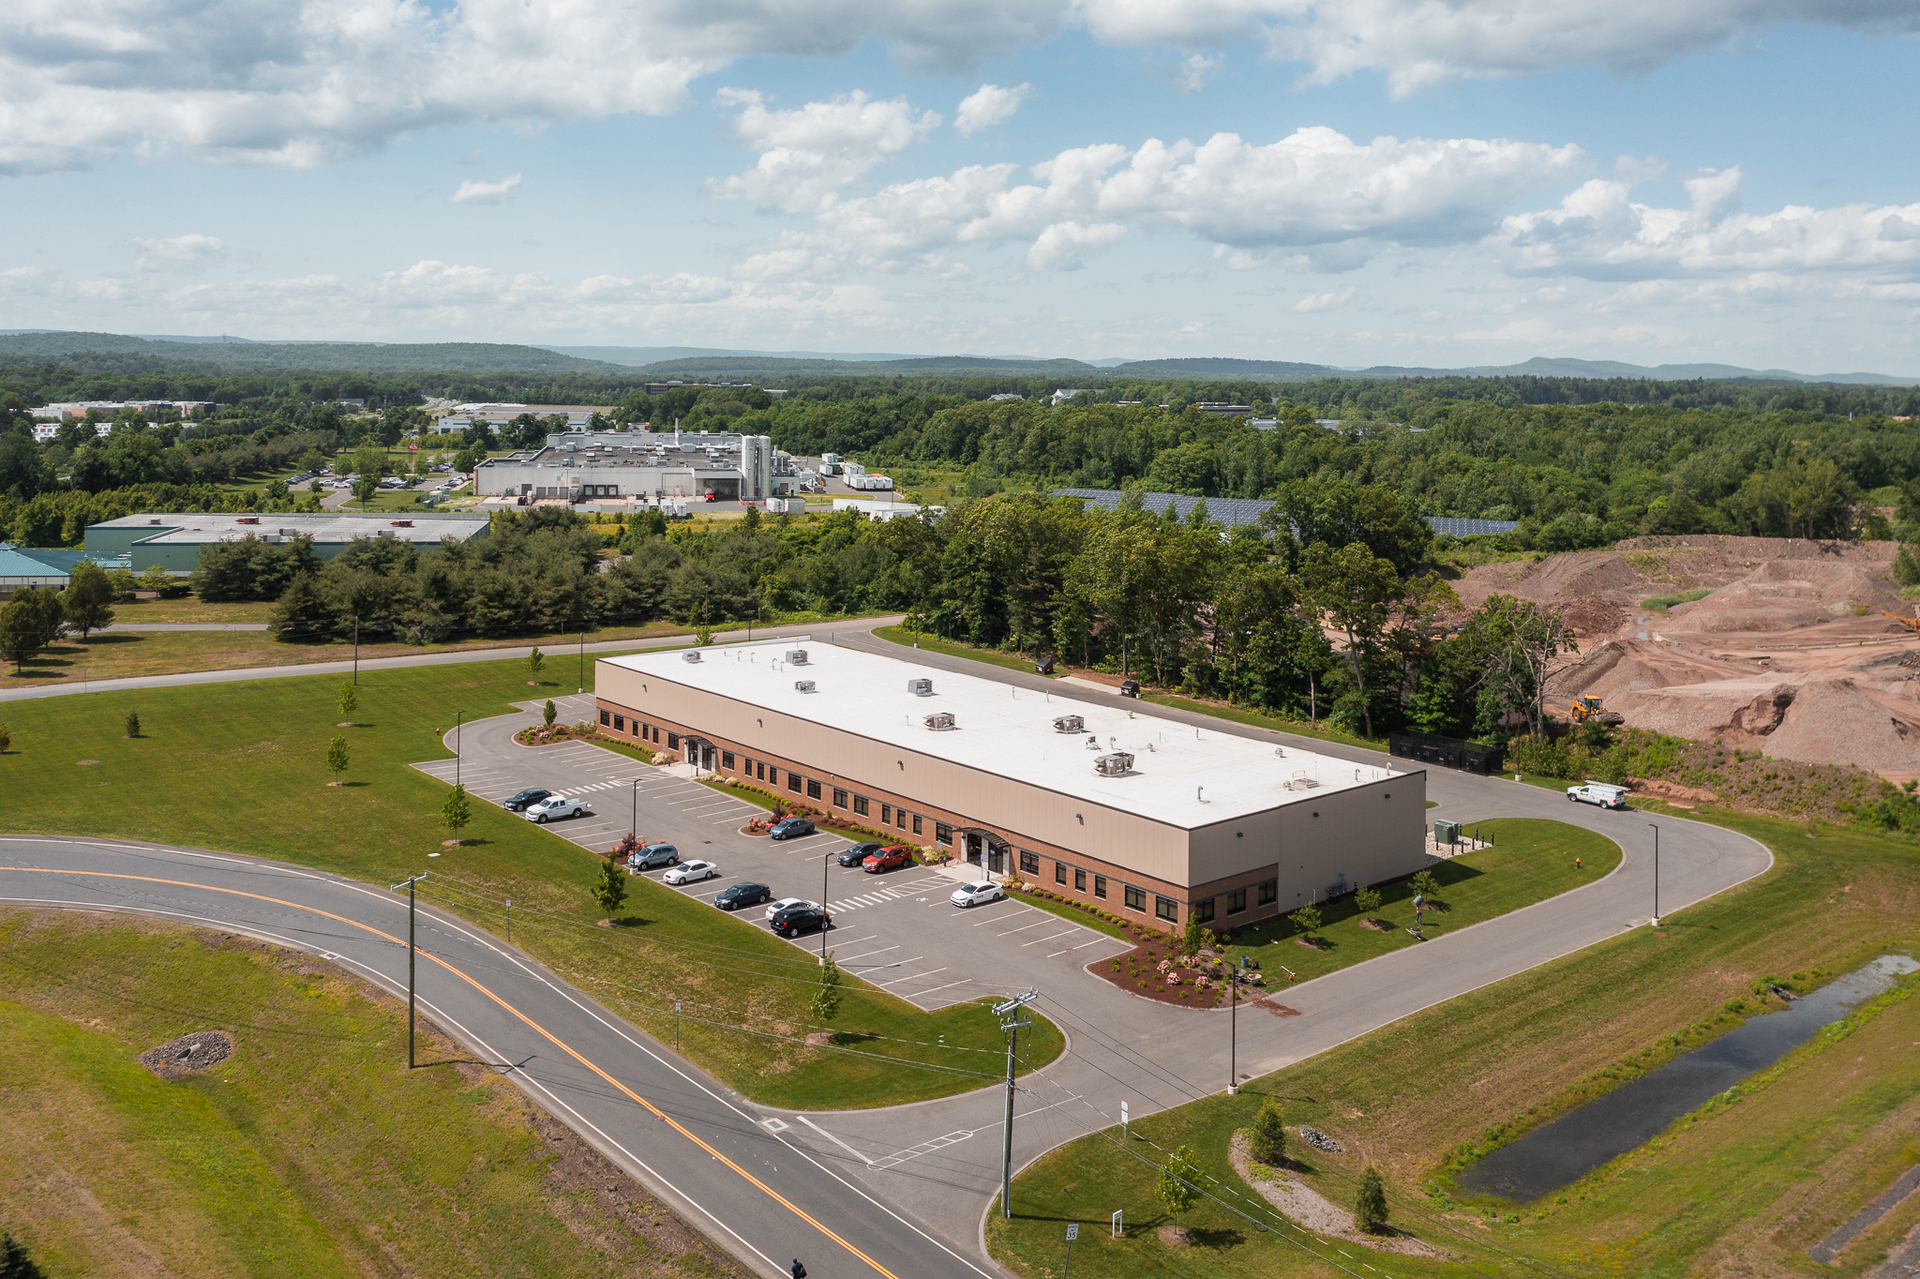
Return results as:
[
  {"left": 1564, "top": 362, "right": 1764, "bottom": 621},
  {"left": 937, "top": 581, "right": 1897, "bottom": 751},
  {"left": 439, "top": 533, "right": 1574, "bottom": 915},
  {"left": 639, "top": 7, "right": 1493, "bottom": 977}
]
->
[
  {"left": 0, "top": 331, "right": 625, "bottom": 374},
  {"left": 1, "top": 331, "right": 1912, "bottom": 385}
]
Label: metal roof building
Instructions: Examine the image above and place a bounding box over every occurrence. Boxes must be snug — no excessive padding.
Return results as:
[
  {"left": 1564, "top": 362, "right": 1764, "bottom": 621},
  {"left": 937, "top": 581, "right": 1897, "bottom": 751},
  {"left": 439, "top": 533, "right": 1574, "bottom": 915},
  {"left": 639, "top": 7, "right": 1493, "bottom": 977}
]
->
[
  {"left": 596, "top": 639, "right": 1426, "bottom": 933},
  {"left": 84, "top": 511, "right": 492, "bottom": 572},
  {"left": 1053, "top": 489, "right": 1520, "bottom": 538}
]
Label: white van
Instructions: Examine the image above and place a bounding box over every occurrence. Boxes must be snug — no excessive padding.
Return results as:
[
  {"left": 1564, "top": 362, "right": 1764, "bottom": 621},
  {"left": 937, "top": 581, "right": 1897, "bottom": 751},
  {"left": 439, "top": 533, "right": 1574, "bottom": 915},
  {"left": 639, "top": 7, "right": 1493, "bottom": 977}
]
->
[{"left": 1567, "top": 782, "right": 1629, "bottom": 810}]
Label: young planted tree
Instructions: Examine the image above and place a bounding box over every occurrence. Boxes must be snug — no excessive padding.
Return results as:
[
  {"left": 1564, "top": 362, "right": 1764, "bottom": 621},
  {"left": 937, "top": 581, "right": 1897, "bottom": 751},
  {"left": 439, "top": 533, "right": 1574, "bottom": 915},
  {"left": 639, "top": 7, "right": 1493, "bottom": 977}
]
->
[
  {"left": 527, "top": 646, "right": 545, "bottom": 682},
  {"left": 543, "top": 699, "right": 557, "bottom": 728},
  {"left": 1248, "top": 1100, "right": 1288, "bottom": 1166},
  {"left": 442, "top": 783, "right": 472, "bottom": 843},
  {"left": 0, "top": 722, "right": 12, "bottom": 752},
  {"left": 1156, "top": 1144, "right": 1201, "bottom": 1233},
  {"left": 336, "top": 680, "right": 358, "bottom": 723},
  {"left": 1354, "top": 1165, "right": 1390, "bottom": 1233},
  {"left": 61, "top": 562, "right": 116, "bottom": 640},
  {"left": 1288, "top": 902, "right": 1322, "bottom": 940},
  {"left": 811, "top": 951, "right": 843, "bottom": 1025},
  {"left": 325, "top": 735, "right": 350, "bottom": 784},
  {"left": 124, "top": 711, "right": 141, "bottom": 738},
  {"left": 1353, "top": 885, "right": 1382, "bottom": 922},
  {"left": 592, "top": 854, "right": 629, "bottom": 919},
  {"left": 1411, "top": 869, "right": 1441, "bottom": 902}
]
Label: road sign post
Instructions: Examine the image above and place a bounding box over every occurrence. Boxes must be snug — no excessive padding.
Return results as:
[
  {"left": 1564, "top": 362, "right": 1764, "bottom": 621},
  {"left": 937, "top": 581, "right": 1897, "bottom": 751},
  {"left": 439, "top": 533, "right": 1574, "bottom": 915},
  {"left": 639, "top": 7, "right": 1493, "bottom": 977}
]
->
[
  {"left": 1111, "top": 1209, "right": 1122, "bottom": 1238},
  {"left": 1121, "top": 1099, "right": 1129, "bottom": 1139},
  {"left": 1064, "top": 1223, "right": 1077, "bottom": 1279}
]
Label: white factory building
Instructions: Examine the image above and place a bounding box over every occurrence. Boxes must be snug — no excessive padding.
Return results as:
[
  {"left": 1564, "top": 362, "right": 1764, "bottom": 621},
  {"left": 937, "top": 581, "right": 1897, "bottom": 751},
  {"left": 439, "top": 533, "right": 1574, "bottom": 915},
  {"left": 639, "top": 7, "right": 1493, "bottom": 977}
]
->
[
  {"left": 595, "top": 639, "right": 1428, "bottom": 933},
  {"left": 473, "top": 431, "right": 790, "bottom": 506}
]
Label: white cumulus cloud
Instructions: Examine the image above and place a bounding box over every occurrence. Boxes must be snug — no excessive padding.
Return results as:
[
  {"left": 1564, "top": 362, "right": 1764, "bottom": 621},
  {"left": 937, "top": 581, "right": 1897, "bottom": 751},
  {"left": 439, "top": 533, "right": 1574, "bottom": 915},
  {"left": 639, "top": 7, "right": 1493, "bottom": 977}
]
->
[
  {"left": 712, "top": 90, "right": 941, "bottom": 214},
  {"left": 131, "top": 232, "right": 225, "bottom": 272},
  {"left": 1493, "top": 168, "right": 1920, "bottom": 279},
  {"left": 729, "top": 125, "right": 1583, "bottom": 278},
  {"left": 451, "top": 173, "right": 522, "bottom": 204},
  {"left": 954, "top": 83, "right": 1031, "bottom": 136},
  {"left": 1294, "top": 286, "right": 1355, "bottom": 311}
]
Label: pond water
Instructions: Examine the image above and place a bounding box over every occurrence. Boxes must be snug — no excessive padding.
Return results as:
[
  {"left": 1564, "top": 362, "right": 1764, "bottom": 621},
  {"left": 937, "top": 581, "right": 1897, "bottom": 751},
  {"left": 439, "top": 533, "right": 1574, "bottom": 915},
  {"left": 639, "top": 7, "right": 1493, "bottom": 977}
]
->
[{"left": 1458, "top": 954, "right": 1920, "bottom": 1203}]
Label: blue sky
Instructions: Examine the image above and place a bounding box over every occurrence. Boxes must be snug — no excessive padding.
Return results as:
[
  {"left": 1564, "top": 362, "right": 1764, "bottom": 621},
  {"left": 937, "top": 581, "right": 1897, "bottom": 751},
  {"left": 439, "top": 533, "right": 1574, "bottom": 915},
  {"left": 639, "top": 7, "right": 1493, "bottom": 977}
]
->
[{"left": 4, "top": 1, "right": 1919, "bottom": 372}]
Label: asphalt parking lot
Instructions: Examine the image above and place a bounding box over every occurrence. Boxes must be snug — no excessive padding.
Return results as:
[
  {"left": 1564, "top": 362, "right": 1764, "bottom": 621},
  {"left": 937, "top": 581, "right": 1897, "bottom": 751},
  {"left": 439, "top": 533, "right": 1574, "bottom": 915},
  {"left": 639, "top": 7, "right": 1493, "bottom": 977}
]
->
[{"left": 414, "top": 697, "right": 1133, "bottom": 1010}]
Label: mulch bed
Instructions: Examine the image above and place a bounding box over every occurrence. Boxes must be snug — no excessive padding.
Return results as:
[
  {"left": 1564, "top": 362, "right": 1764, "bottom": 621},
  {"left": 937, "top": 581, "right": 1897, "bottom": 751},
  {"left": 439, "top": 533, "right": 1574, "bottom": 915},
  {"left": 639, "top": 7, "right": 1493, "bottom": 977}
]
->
[
  {"left": 513, "top": 723, "right": 607, "bottom": 747},
  {"left": 139, "top": 1030, "right": 234, "bottom": 1080},
  {"left": 1088, "top": 931, "right": 1285, "bottom": 1011}
]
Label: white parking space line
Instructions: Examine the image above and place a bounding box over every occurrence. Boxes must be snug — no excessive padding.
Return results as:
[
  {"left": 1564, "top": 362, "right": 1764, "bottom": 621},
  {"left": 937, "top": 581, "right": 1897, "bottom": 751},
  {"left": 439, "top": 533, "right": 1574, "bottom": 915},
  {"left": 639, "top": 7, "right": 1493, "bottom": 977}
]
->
[
  {"left": 994, "top": 918, "right": 1055, "bottom": 936},
  {"left": 975, "top": 906, "right": 1036, "bottom": 926},
  {"left": 836, "top": 945, "right": 899, "bottom": 962},
  {"left": 905, "top": 977, "right": 973, "bottom": 999},
  {"left": 874, "top": 967, "right": 945, "bottom": 987},
  {"left": 1021, "top": 928, "right": 1082, "bottom": 947}
]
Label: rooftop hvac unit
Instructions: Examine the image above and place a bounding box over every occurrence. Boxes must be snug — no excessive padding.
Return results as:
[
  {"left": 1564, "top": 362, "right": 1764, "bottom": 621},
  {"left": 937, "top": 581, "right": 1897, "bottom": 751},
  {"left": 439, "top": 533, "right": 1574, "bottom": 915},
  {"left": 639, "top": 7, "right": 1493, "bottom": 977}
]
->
[
  {"left": 785, "top": 649, "right": 809, "bottom": 665},
  {"left": 1053, "top": 714, "right": 1085, "bottom": 734},
  {"left": 794, "top": 679, "right": 817, "bottom": 693},
  {"left": 907, "top": 678, "right": 933, "bottom": 696},
  {"left": 923, "top": 711, "right": 956, "bottom": 731},
  {"left": 681, "top": 651, "right": 703, "bottom": 663},
  {"left": 1094, "top": 752, "right": 1135, "bottom": 777}
]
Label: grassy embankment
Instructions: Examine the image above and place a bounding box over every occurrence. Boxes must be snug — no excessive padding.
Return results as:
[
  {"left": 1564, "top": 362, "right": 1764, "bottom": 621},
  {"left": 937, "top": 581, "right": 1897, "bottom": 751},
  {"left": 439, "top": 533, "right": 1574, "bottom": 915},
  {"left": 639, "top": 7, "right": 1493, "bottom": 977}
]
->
[
  {"left": 869, "top": 625, "right": 1389, "bottom": 754},
  {"left": 987, "top": 808, "right": 1920, "bottom": 1278},
  {"left": 0, "top": 908, "right": 748, "bottom": 1279},
  {"left": 0, "top": 662, "right": 1062, "bottom": 1110}
]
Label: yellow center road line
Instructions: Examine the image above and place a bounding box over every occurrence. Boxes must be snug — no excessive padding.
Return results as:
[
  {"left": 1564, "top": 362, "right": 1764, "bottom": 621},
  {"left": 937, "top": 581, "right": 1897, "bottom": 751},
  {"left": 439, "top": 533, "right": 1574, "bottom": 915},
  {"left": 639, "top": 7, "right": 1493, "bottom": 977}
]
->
[{"left": 9, "top": 867, "right": 902, "bottom": 1279}]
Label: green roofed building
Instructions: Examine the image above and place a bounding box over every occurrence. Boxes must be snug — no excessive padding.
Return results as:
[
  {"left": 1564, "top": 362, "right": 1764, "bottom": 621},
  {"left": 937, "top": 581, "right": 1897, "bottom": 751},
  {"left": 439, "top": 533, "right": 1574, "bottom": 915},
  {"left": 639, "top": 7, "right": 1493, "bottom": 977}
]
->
[{"left": 85, "top": 511, "right": 493, "bottom": 573}]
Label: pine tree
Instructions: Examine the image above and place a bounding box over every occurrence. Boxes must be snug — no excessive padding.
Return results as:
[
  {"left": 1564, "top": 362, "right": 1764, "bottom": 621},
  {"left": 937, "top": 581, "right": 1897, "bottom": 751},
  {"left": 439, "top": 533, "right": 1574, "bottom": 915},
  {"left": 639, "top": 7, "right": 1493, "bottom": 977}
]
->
[
  {"left": 543, "top": 699, "right": 557, "bottom": 728},
  {"left": 1249, "top": 1100, "right": 1288, "bottom": 1165},
  {"left": 1354, "top": 1165, "right": 1389, "bottom": 1233},
  {"left": 124, "top": 711, "right": 141, "bottom": 738},
  {"left": 528, "top": 646, "right": 545, "bottom": 681}
]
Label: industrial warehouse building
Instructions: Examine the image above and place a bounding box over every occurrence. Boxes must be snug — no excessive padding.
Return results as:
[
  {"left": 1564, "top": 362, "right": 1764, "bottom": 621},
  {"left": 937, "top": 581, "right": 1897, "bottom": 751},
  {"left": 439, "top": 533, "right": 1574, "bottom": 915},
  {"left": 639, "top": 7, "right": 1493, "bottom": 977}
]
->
[
  {"left": 595, "top": 640, "right": 1427, "bottom": 933},
  {"left": 84, "top": 511, "right": 492, "bottom": 572},
  {"left": 474, "top": 431, "right": 790, "bottom": 506}
]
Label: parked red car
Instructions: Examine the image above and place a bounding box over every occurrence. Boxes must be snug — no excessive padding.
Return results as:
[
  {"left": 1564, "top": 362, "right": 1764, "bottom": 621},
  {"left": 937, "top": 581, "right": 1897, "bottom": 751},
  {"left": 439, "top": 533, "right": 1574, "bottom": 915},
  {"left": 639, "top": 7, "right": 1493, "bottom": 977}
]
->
[{"left": 862, "top": 845, "right": 913, "bottom": 874}]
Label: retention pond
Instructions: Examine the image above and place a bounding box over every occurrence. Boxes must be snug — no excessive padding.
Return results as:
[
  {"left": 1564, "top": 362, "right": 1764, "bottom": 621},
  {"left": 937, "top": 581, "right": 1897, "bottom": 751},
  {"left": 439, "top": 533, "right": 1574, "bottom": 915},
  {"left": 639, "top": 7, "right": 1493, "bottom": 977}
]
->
[{"left": 1458, "top": 954, "right": 1919, "bottom": 1203}]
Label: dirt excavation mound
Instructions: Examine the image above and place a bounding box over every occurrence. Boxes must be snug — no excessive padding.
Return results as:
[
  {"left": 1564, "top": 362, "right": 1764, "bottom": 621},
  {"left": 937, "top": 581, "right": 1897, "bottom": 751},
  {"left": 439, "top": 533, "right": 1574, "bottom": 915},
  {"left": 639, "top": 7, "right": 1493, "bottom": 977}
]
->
[{"left": 1457, "top": 536, "right": 1920, "bottom": 776}]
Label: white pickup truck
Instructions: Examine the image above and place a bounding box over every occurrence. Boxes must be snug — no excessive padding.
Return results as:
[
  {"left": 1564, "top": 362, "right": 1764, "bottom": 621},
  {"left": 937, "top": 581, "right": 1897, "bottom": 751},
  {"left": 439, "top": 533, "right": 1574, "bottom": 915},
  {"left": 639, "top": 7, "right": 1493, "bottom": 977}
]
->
[{"left": 1566, "top": 782, "right": 1629, "bottom": 810}]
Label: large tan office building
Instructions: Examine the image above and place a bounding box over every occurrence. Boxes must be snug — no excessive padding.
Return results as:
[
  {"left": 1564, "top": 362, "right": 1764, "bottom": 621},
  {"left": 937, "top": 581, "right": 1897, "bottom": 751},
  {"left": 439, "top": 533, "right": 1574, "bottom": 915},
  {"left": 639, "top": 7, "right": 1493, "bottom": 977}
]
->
[{"left": 595, "top": 641, "right": 1427, "bottom": 933}]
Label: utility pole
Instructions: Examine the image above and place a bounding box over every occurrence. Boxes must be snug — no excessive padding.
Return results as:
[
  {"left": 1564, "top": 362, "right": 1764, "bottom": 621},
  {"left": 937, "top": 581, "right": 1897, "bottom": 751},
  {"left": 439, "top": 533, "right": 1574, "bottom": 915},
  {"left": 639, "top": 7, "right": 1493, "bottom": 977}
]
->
[
  {"left": 454, "top": 710, "right": 463, "bottom": 787},
  {"left": 996, "top": 988, "right": 1040, "bottom": 1219},
  {"left": 578, "top": 615, "right": 589, "bottom": 695},
  {"left": 1229, "top": 963, "right": 1240, "bottom": 1095},
  {"left": 390, "top": 871, "right": 429, "bottom": 1068},
  {"left": 1648, "top": 823, "right": 1661, "bottom": 926},
  {"left": 352, "top": 614, "right": 361, "bottom": 685}
]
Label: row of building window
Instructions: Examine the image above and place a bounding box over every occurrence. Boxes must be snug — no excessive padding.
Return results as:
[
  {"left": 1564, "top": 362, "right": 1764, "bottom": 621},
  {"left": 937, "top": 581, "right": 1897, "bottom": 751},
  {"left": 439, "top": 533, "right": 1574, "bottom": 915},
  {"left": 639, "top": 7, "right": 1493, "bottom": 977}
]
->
[{"left": 601, "top": 707, "right": 1277, "bottom": 930}]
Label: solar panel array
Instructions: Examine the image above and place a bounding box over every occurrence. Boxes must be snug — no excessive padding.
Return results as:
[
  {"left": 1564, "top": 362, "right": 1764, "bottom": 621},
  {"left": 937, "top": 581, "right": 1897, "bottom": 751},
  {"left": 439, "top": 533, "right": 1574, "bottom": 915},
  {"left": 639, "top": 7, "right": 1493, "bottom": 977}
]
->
[{"left": 1054, "top": 490, "right": 1521, "bottom": 539}]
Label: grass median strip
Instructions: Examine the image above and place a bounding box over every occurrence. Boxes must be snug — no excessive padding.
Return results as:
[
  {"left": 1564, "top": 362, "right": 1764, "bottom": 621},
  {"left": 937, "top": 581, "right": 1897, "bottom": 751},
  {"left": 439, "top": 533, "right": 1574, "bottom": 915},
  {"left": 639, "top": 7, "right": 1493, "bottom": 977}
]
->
[
  {"left": 0, "top": 661, "right": 1062, "bottom": 1109},
  {"left": 0, "top": 907, "right": 749, "bottom": 1279},
  {"left": 987, "top": 808, "right": 1920, "bottom": 1278}
]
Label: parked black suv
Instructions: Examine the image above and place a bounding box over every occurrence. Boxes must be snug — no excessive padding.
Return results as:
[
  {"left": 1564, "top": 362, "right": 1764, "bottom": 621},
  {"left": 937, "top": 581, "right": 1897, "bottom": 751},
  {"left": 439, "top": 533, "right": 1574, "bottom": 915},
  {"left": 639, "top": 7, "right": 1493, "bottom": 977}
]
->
[
  {"left": 769, "top": 904, "right": 831, "bottom": 937},
  {"left": 502, "top": 788, "right": 551, "bottom": 812}
]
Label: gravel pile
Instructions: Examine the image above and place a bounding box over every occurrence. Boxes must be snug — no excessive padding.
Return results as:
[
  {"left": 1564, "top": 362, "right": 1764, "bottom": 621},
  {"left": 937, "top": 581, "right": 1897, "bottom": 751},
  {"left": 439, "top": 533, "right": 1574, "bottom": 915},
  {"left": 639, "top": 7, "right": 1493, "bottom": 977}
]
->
[{"left": 138, "top": 1030, "right": 235, "bottom": 1080}]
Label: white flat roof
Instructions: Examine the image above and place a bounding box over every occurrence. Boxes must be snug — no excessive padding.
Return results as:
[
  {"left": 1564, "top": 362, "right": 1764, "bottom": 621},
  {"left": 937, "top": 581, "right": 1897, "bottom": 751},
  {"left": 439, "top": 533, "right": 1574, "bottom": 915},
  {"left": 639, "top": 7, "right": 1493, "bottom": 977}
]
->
[
  {"left": 92, "top": 512, "right": 491, "bottom": 544},
  {"left": 604, "top": 640, "right": 1400, "bottom": 828}
]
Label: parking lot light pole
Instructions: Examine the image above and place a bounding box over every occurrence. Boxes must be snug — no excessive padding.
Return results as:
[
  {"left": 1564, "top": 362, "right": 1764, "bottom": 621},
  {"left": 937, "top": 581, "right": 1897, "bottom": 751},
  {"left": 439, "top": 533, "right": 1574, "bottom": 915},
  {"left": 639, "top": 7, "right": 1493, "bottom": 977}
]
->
[
  {"left": 995, "top": 988, "right": 1040, "bottom": 1219},
  {"left": 630, "top": 778, "right": 640, "bottom": 841},
  {"left": 454, "top": 710, "right": 463, "bottom": 787},
  {"left": 1648, "top": 823, "right": 1661, "bottom": 926},
  {"left": 352, "top": 614, "right": 361, "bottom": 685},
  {"left": 1228, "top": 966, "right": 1240, "bottom": 1095},
  {"left": 390, "top": 872, "right": 429, "bottom": 1068},
  {"left": 821, "top": 850, "right": 832, "bottom": 959}
]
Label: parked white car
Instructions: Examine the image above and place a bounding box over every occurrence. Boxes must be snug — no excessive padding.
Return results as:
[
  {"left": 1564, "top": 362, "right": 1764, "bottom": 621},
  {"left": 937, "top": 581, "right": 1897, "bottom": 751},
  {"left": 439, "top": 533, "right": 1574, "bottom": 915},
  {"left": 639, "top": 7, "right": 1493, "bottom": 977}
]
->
[
  {"left": 764, "top": 896, "right": 821, "bottom": 920},
  {"left": 523, "top": 794, "right": 592, "bottom": 823},
  {"left": 664, "top": 860, "right": 720, "bottom": 885},
  {"left": 1566, "top": 782, "right": 1629, "bottom": 810},
  {"left": 949, "top": 881, "right": 1006, "bottom": 908}
]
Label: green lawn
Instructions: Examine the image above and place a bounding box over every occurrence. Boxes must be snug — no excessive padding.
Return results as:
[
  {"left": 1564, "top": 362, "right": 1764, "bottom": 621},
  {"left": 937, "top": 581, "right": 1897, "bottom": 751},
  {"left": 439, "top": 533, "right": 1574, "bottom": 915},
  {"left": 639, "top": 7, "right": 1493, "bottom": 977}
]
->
[
  {"left": 872, "top": 624, "right": 1049, "bottom": 676},
  {"left": 1213, "top": 819, "right": 1620, "bottom": 987},
  {"left": 987, "top": 809, "right": 1920, "bottom": 1278},
  {"left": 0, "top": 908, "right": 747, "bottom": 1279},
  {"left": 0, "top": 662, "right": 1062, "bottom": 1110}
]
